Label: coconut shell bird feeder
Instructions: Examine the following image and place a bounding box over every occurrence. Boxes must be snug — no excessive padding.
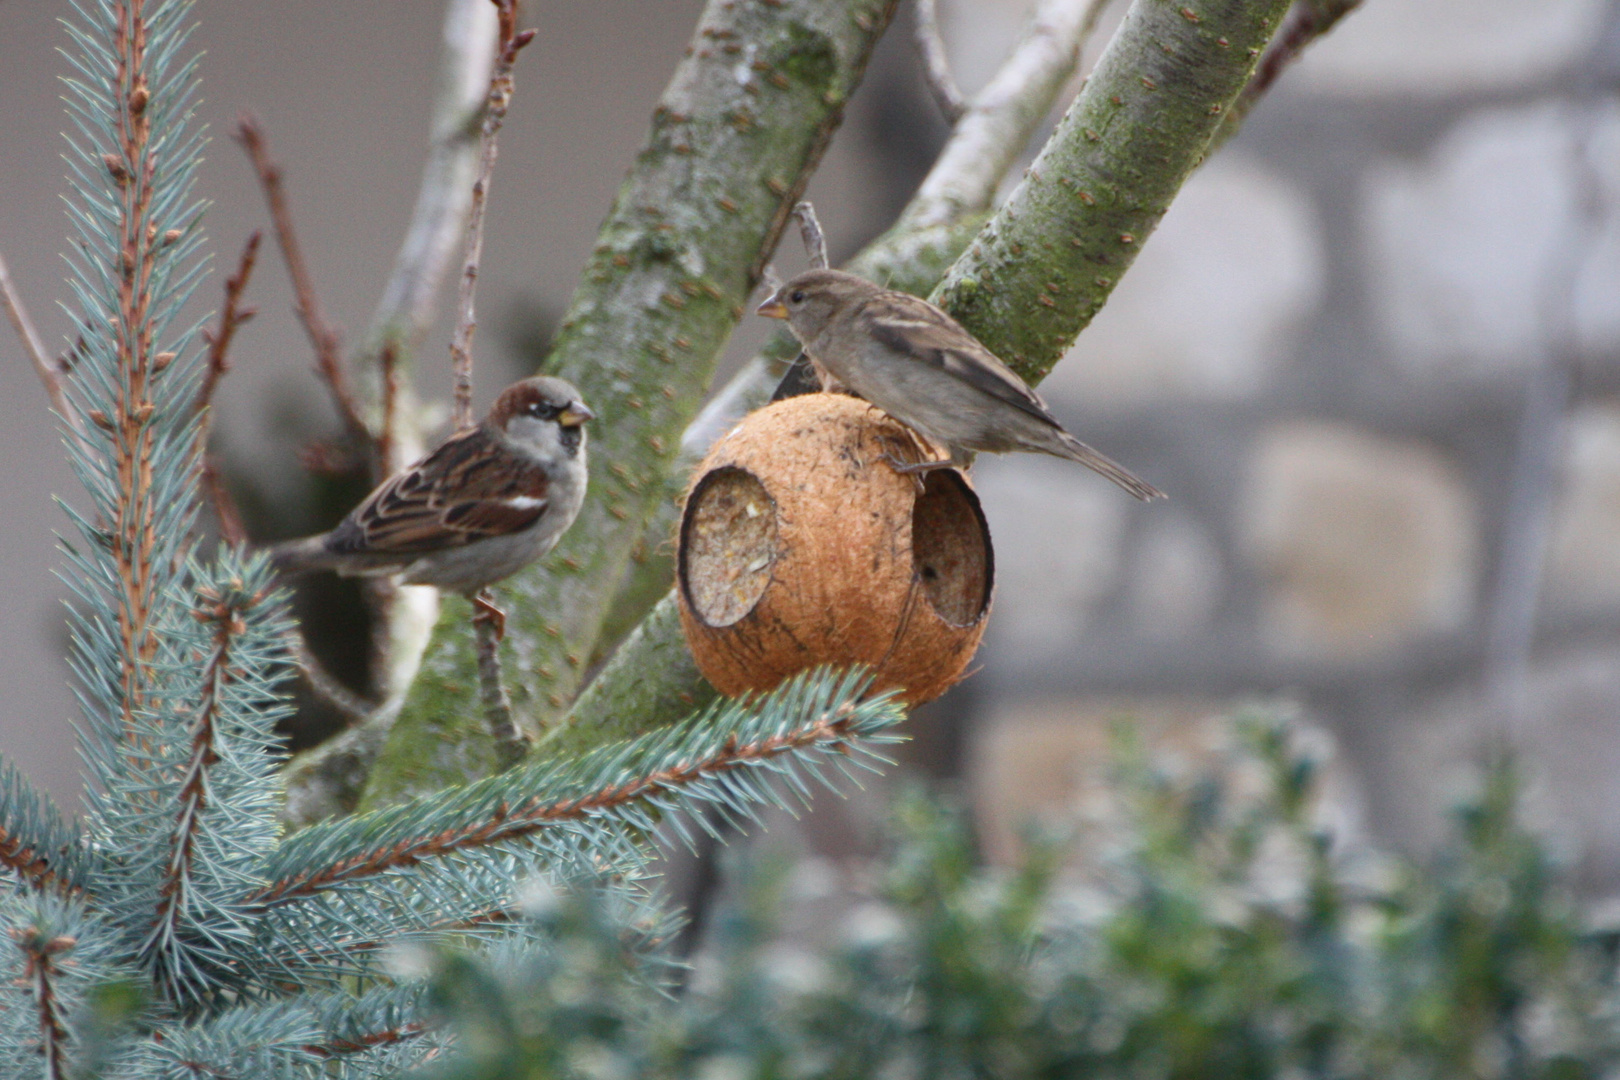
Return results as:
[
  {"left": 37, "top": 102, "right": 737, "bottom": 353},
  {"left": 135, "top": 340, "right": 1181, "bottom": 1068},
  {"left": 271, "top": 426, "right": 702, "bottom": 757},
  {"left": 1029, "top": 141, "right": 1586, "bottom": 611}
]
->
[{"left": 676, "top": 392, "right": 994, "bottom": 706}]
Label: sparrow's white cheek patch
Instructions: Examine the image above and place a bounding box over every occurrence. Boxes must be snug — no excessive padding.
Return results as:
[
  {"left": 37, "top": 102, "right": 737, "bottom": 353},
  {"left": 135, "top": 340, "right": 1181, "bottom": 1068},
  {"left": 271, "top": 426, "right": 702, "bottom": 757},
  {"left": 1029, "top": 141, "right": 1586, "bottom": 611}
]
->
[{"left": 504, "top": 496, "right": 546, "bottom": 511}]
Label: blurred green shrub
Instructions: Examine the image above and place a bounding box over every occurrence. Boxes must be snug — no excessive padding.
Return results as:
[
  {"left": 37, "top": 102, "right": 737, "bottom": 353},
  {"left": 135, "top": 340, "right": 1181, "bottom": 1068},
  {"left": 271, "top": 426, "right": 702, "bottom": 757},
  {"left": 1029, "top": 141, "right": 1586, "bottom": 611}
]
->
[{"left": 420, "top": 715, "right": 1620, "bottom": 1079}]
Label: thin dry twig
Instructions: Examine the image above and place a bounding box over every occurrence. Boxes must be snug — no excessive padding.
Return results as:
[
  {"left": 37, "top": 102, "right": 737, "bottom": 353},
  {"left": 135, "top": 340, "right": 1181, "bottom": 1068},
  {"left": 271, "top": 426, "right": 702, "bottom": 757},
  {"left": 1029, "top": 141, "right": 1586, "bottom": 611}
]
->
[
  {"left": 1233, "top": 0, "right": 1362, "bottom": 119},
  {"left": 194, "top": 232, "right": 261, "bottom": 545},
  {"left": 449, "top": 0, "right": 537, "bottom": 757},
  {"left": 1, "top": 251, "right": 81, "bottom": 434},
  {"left": 291, "top": 633, "right": 382, "bottom": 725},
  {"left": 449, "top": 0, "right": 536, "bottom": 430},
  {"left": 197, "top": 231, "right": 260, "bottom": 414},
  {"left": 376, "top": 341, "right": 402, "bottom": 476},
  {"left": 234, "top": 115, "right": 370, "bottom": 442},
  {"left": 903, "top": 0, "right": 1110, "bottom": 231},
  {"left": 793, "top": 201, "right": 829, "bottom": 269},
  {"left": 473, "top": 591, "right": 529, "bottom": 769},
  {"left": 914, "top": 0, "right": 966, "bottom": 124}
]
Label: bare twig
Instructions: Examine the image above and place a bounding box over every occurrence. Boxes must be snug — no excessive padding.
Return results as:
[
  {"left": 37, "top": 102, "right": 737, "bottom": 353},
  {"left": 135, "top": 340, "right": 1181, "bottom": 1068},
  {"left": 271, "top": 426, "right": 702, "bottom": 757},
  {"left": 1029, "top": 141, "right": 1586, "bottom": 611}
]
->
[
  {"left": 1, "top": 252, "right": 79, "bottom": 433},
  {"left": 914, "top": 0, "right": 966, "bottom": 124},
  {"left": 449, "top": 0, "right": 535, "bottom": 430},
  {"left": 194, "top": 232, "right": 261, "bottom": 545},
  {"left": 376, "top": 341, "right": 402, "bottom": 476},
  {"left": 793, "top": 201, "right": 829, "bottom": 269},
  {"left": 1212, "top": 0, "right": 1362, "bottom": 144},
  {"left": 1242, "top": 0, "right": 1362, "bottom": 111},
  {"left": 198, "top": 465, "right": 247, "bottom": 547},
  {"left": 473, "top": 591, "right": 529, "bottom": 769},
  {"left": 291, "top": 634, "right": 382, "bottom": 725},
  {"left": 196, "top": 231, "right": 260, "bottom": 415},
  {"left": 903, "top": 0, "right": 1109, "bottom": 231},
  {"left": 234, "top": 115, "right": 370, "bottom": 442}
]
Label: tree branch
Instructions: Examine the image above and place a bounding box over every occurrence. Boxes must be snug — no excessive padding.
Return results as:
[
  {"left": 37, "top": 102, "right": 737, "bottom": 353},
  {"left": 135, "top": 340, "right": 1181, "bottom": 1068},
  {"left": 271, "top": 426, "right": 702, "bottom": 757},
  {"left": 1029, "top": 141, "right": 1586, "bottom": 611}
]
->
[
  {"left": 913, "top": 0, "right": 966, "bottom": 124},
  {"left": 449, "top": 0, "right": 534, "bottom": 430},
  {"left": 1, "top": 252, "right": 80, "bottom": 435},
  {"left": 544, "top": 0, "right": 1113, "bottom": 754},
  {"left": 195, "top": 231, "right": 260, "bottom": 545},
  {"left": 361, "top": 0, "right": 903, "bottom": 809},
  {"left": 1214, "top": 0, "right": 1362, "bottom": 144},
  {"left": 934, "top": 0, "right": 1292, "bottom": 386},
  {"left": 234, "top": 115, "right": 370, "bottom": 443},
  {"left": 902, "top": 0, "right": 1110, "bottom": 232}
]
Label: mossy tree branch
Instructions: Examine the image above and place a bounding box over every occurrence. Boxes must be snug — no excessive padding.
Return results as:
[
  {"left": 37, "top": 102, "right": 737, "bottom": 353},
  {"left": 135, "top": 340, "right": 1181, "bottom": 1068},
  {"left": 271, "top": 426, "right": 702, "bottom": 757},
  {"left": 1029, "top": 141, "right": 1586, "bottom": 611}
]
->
[
  {"left": 934, "top": 0, "right": 1290, "bottom": 383},
  {"left": 542, "top": 0, "right": 1296, "bottom": 759},
  {"left": 359, "top": 0, "right": 901, "bottom": 809}
]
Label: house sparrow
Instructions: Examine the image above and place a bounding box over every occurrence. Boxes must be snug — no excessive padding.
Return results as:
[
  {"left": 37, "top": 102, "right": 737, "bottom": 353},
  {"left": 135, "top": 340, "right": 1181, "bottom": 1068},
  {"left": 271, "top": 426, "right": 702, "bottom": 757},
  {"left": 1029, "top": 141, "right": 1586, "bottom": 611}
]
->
[
  {"left": 758, "top": 269, "right": 1164, "bottom": 501},
  {"left": 271, "top": 376, "right": 593, "bottom": 628}
]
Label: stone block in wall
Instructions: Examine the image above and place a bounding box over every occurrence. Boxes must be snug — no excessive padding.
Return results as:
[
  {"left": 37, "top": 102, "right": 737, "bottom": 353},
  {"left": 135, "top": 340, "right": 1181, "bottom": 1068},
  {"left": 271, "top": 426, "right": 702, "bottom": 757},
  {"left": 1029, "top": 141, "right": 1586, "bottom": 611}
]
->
[
  {"left": 1125, "top": 511, "right": 1224, "bottom": 641},
  {"left": 1372, "top": 649, "right": 1620, "bottom": 894},
  {"left": 970, "top": 697, "right": 1362, "bottom": 870},
  {"left": 1364, "top": 102, "right": 1620, "bottom": 380},
  {"left": 1548, "top": 403, "right": 1620, "bottom": 614},
  {"left": 1291, "top": 0, "right": 1607, "bottom": 96},
  {"left": 974, "top": 455, "right": 1128, "bottom": 659},
  {"left": 1244, "top": 422, "right": 1478, "bottom": 659},
  {"left": 1045, "top": 156, "right": 1323, "bottom": 406}
]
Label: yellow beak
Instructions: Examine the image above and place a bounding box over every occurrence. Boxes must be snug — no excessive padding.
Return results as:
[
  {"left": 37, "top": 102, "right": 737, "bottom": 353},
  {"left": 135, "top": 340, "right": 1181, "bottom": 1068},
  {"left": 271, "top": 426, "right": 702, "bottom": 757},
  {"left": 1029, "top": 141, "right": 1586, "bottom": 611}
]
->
[
  {"left": 756, "top": 297, "right": 788, "bottom": 319},
  {"left": 558, "top": 402, "right": 594, "bottom": 427}
]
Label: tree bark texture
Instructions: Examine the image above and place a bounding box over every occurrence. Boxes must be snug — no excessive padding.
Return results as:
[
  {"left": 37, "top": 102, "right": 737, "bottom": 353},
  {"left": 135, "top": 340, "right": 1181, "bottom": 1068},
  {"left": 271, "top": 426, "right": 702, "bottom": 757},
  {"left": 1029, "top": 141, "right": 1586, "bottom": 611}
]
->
[
  {"left": 535, "top": 0, "right": 1292, "bottom": 762},
  {"left": 361, "top": 0, "right": 900, "bottom": 809}
]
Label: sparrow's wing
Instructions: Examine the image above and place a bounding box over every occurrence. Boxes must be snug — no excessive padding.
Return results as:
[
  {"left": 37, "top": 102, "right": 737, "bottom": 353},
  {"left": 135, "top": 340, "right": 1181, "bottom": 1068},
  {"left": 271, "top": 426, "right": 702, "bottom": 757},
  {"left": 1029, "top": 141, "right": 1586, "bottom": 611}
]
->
[
  {"left": 862, "top": 293, "right": 1061, "bottom": 428},
  {"left": 326, "top": 427, "right": 550, "bottom": 556}
]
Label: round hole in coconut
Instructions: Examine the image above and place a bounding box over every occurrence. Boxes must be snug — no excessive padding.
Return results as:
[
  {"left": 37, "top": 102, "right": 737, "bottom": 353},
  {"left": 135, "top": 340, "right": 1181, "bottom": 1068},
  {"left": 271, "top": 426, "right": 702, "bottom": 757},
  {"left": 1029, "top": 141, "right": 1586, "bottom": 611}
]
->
[
  {"left": 911, "top": 469, "right": 993, "bottom": 628},
  {"left": 679, "top": 465, "right": 779, "bottom": 628}
]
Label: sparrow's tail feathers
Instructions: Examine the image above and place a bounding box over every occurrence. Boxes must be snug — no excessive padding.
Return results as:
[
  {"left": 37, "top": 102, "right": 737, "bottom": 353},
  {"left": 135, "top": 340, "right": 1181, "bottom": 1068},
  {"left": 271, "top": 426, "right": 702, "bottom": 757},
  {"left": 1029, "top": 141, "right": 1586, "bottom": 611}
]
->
[
  {"left": 267, "top": 535, "right": 340, "bottom": 575},
  {"left": 1055, "top": 433, "right": 1166, "bottom": 501}
]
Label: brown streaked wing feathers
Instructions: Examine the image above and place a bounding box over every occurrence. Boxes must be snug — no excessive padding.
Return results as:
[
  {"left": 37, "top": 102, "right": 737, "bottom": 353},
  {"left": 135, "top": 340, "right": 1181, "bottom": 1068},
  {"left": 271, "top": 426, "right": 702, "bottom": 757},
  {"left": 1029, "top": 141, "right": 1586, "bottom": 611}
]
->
[
  {"left": 327, "top": 427, "right": 549, "bottom": 556},
  {"left": 860, "top": 292, "right": 1061, "bottom": 428}
]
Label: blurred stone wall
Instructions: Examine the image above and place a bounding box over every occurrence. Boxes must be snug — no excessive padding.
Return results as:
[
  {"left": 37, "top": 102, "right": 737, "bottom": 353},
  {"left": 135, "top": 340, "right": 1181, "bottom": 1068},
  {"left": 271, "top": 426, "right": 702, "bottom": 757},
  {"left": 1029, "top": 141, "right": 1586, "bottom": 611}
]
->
[{"left": 959, "top": 0, "right": 1620, "bottom": 892}]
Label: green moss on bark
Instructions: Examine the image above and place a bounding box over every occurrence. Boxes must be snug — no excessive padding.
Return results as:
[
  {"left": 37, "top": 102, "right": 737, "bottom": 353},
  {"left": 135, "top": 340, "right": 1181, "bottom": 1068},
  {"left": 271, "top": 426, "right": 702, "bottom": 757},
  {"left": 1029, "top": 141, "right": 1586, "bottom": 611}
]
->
[{"left": 362, "top": 0, "right": 900, "bottom": 809}]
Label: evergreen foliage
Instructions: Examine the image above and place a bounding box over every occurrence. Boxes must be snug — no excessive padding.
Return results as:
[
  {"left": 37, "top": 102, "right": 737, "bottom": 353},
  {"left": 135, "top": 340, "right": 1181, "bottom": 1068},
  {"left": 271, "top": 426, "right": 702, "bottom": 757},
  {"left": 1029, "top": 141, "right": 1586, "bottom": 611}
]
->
[
  {"left": 7, "top": 2, "right": 1618, "bottom": 1078},
  {"left": 418, "top": 720, "right": 1620, "bottom": 1080},
  {"left": 0, "top": 2, "right": 906, "bottom": 1071}
]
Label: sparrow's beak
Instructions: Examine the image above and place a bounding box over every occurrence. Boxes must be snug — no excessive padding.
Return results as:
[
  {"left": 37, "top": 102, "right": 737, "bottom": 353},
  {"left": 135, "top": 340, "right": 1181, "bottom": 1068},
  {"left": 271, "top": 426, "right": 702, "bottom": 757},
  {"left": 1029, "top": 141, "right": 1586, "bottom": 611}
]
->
[
  {"left": 756, "top": 293, "right": 788, "bottom": 319},
  {"left": 558, "top": 402, "right": 594, "bottom": 427}
]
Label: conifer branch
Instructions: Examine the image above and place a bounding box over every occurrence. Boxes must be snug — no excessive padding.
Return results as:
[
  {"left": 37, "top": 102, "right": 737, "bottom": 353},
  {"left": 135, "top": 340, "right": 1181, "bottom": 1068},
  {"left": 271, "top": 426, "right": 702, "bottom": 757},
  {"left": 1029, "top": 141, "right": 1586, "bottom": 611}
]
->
[
  {"left": 142, "top": 581, "right": 260, "bottom": 978},
  {"left": 15, "top": 926, "right": 75, "bottom": 1080},
  {"left": 104, "top": 0, "right": 169, "bottom": 744},
  {"left": 0, "top": 763, "right": 85, "bottom": 898},
  {"left": 257, "top": 669, "right": 900, "bottom": 906}
]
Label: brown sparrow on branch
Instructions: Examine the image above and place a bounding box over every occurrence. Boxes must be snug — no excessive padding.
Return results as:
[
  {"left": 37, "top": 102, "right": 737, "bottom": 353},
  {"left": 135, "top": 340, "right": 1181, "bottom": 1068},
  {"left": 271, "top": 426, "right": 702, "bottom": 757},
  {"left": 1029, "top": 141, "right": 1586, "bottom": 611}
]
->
[
  {"left": 271, "top": 376, "right": 593, "bottom": 634},
  {"left": 758, "top": 269, "right": 1163, "bottom": 501}
]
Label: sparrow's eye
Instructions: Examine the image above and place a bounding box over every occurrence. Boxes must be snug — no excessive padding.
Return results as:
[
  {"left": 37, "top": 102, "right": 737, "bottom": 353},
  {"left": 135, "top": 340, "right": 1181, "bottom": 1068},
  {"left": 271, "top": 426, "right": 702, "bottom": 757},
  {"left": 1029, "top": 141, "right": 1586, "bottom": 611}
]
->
[
  {"left": 788, "top": 289, "right": 805, "bottom": 304},
  {"left": 526, "top": 401, "right": 560, "bottom": 420}
]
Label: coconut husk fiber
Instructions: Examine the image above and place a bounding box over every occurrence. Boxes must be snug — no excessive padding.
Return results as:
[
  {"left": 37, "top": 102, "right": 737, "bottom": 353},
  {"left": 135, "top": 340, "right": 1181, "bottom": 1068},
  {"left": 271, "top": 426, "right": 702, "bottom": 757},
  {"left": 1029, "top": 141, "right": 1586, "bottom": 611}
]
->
[{"left": 677, "top": 392, "right": 993, "bottom": 705}]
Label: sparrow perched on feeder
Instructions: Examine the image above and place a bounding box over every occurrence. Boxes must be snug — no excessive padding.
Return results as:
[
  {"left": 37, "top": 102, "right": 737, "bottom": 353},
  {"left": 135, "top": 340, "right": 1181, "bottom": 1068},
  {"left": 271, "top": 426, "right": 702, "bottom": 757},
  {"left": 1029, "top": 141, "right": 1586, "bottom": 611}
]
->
[
  {"left": 271, "top": 376, "right": 593, "bottom": 632},
  {"left": 758, "top": 269, "right": 1164, "bottom": 501}
]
